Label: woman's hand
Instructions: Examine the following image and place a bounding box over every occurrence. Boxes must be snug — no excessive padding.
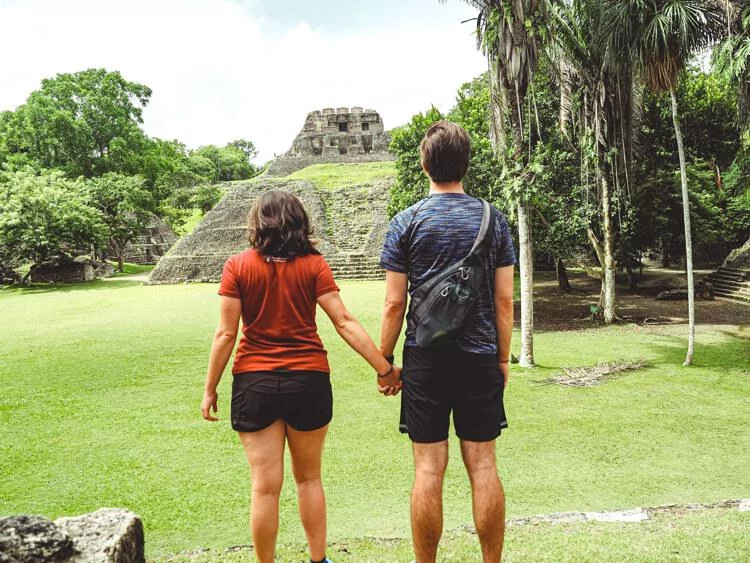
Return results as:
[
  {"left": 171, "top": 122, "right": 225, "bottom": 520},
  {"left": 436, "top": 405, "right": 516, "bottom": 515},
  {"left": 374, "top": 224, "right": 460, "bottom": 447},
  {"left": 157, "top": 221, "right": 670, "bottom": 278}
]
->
[
  {"left": 201, "top": 390, "right": 219, "bottom": 421},
  {"left": 378, "top": 364, "right": 402, "bottom": 396}
]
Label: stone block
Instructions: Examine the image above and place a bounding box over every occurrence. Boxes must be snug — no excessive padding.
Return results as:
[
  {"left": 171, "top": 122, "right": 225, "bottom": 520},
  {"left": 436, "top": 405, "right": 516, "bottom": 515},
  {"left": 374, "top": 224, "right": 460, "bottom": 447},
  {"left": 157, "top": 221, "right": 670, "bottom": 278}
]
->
[{"left": 0, "top": 509, "right": 144, "bottom": 563}]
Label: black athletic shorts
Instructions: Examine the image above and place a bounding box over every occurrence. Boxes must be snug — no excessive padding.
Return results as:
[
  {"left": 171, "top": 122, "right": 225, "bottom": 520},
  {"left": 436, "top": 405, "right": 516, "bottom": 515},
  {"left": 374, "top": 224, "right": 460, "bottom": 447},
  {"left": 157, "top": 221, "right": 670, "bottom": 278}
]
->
[
  {"left": 400, "top": 345, "right": 507, "bottom": 443},
  {"left": 231, "top": 371, "right": 332, "bottom": 432}
]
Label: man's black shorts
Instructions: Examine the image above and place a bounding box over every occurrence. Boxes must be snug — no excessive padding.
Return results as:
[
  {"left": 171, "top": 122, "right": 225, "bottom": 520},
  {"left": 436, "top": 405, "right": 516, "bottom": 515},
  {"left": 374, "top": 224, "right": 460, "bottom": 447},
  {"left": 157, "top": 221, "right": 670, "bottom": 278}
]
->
[
  {"left": 231, "top": 371, "right": 332, "bottom": 432},
  {"left": 400, "top": 345, "right": 507, "bottom": 443}
]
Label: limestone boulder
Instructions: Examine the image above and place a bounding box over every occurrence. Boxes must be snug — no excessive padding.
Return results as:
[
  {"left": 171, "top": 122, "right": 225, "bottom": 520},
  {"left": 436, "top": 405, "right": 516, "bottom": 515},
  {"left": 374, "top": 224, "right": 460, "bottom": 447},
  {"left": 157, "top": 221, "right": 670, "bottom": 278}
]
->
[
  {"left": 0, "top": 509, "right": 145, "bottom": 563},
  {"left": 56, "top": 508, "right": 145, "bottom": 563},
  {"left": 0, "top": 515, "right": 75, "bottom": 562}
]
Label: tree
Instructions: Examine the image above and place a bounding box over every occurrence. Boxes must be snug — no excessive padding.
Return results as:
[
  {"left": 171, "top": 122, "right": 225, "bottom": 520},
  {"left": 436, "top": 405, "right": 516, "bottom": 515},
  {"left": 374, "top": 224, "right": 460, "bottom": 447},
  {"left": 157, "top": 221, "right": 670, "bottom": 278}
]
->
[
  {"left": 449, "top": 0, "right": 559, "bottom": 366},
  {"left": 228, "top": 139, "right": 259, "bottom": 164},
  {"left": 387, "top": 106, "right": 445, "bottom": 217},
  {"left": 0, "top": 69, "right": 151, "bottom": 178},
  {"left": 605, "top": 0, "right": 724, "bottom": 365},
  {"left": 192, "top": 143, "right": 258, "bottom": 182},
  {"left": 0, "top": 169, "right": 106, "bottom": 279},
  {"left": 87, "top": 173, "right": 154, "bottom": 272},
  {"left": 547, "top": 0, "right": 639, "bottom": 323}
]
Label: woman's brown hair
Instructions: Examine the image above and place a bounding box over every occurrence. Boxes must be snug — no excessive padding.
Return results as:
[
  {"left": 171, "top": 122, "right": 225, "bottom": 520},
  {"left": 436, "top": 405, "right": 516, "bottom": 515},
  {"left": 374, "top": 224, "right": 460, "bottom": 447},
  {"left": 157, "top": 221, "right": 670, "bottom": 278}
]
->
[{"left": 248, "top": 190, "right": 319, "bottom": 258}]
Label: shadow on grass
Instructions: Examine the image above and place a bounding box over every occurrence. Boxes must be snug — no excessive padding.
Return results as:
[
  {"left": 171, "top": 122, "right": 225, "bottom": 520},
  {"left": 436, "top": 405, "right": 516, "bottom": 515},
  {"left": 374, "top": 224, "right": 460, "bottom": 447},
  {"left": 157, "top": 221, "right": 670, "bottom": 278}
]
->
[
  {"left": 1, "top": 279, "right": 144, "bottom": 295},
  {"left": 644, "top": 330, "right": 750, "bottom": 372}
]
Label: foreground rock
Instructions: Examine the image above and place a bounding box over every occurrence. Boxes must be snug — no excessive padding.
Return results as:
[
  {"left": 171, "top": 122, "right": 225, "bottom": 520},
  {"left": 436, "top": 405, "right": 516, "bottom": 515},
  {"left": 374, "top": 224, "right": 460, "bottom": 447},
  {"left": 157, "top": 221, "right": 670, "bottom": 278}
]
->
[{"left": 0, "top": 509, "right": 144, "bottom": 563}]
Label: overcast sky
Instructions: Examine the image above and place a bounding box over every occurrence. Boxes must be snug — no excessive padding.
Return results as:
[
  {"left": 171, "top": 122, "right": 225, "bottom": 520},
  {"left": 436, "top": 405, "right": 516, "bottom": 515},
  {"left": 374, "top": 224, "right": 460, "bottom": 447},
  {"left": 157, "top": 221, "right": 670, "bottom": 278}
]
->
[{"left": 0, "top": 0, "right": 487, "bottom": 163}]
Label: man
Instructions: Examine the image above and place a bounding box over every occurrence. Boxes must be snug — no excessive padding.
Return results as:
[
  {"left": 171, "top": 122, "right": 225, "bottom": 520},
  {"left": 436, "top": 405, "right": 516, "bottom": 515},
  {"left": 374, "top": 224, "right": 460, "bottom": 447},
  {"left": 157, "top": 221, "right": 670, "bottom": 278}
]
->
[{"left": 379, "top": 121, "right": 515, "bottom": 562}]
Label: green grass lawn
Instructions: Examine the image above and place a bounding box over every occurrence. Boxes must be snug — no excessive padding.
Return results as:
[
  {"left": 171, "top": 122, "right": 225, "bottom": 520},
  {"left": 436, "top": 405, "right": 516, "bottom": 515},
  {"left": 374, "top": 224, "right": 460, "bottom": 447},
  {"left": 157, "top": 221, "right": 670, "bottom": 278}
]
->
[
  {"left": 286, "top": 162, "right": 395, "bottom": 189},
  {"left": 157, "top": 507, "right": 750, "bottom": 562},
  {"left": 113, "top": 262, "right": 155, "bottom": 276},
  {"left": 0, "top": 281, "right": 748, "bottom": 559}
]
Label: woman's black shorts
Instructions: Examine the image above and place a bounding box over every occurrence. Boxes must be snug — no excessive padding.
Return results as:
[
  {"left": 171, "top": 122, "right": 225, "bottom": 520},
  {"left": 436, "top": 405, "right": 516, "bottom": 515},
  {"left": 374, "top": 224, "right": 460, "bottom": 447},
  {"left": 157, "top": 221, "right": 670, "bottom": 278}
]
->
[{"left": 231, "top": 371, "right": 332, "bottom": 432}]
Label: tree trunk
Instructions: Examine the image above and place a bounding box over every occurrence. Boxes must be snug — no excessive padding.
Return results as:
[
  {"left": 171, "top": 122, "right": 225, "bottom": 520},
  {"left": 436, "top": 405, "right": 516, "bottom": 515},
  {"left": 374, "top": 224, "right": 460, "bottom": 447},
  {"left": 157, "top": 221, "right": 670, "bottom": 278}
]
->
[
  {"left": 670, "top": 88, "right": 695, "bottom": 366},
  {"left": 113, "top": 240, "right": 124, "bottom": 273},
  {"left": 600, "top": 172, "right": 617, "bottom": 323},
  {"left": 556, "top": 258, "right": 572, "bottom": 292},
  {"left": 517, "top": 202, "right": 534, "bottom": 367}
]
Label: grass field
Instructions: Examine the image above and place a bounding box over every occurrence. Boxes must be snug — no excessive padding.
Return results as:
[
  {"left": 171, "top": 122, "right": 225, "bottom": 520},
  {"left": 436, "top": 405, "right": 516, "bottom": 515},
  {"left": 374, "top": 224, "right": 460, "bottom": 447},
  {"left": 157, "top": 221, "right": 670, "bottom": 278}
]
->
[
  {"left": 286, "top": 162, "right": 396, "bottom": 189},
  {"left": 0, "top": 280, "right": 748, "bottom": 560}
]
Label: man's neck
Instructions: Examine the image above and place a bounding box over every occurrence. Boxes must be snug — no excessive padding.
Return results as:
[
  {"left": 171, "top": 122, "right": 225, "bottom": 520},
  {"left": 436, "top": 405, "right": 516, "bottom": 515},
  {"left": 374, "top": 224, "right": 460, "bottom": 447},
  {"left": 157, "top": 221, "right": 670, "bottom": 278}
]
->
[{"left": 429, "top": 180, "right": 465, "bottom": 194}]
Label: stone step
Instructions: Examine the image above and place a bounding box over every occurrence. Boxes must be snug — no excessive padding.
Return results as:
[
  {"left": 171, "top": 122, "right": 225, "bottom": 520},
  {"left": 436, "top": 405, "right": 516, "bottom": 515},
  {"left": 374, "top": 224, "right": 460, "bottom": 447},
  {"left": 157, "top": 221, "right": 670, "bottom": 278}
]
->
[
  {"left": 709, "top": 280, "right": 750, "bottom": 294},
  {"left": 714, "top": 292, "right": 750, "bottom": 304},
  {"left": 709, "top": 271, "right": 749, "bottom": 283},
  {"left": 721, "top": 267, "right": 750, "bottom": 276}
]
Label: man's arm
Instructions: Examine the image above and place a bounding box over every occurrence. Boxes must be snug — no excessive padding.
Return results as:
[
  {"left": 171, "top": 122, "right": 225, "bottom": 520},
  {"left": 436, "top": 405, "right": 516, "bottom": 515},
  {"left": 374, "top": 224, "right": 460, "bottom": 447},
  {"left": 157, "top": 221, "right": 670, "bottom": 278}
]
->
[
  {"left": 494, "top": 265, "right": 514, "bottom": 387},
  {"left": 380, "top": 271, "right": 408, "bottom": 358}
]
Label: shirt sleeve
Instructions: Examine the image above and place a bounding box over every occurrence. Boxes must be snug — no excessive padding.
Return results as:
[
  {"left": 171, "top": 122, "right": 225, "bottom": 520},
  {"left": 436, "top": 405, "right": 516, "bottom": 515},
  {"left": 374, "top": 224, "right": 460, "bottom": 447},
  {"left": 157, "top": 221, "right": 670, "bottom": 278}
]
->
[
  {"left": 380, "top": 213, "right": 409, "bottom": 273},
  {"left": 218, "top": 256, "right": 241, "bottom": 298},
  {"left": 315, "top": 256, "right": 340, "bottom": 298},
  {"left": 494, "top": 210, "right": 517, "bottom": 267}
]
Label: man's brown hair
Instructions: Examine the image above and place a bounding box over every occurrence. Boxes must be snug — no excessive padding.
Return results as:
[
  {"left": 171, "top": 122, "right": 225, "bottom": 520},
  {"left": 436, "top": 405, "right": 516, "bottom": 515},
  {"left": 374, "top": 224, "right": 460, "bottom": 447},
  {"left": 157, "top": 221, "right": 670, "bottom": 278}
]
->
[
  {"left": 248, "top": 190, "right": 319, "bottom": 258},
  {"left": 420, "top": 120, "right": 471, "bottom": 184}
]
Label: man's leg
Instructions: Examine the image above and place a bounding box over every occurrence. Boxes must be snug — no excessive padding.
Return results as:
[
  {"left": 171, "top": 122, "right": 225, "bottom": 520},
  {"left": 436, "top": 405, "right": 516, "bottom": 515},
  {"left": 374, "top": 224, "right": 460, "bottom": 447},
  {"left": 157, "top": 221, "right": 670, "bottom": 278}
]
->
[
  {"left": 411, "top": 441, "right": 449, "bottom": 563},
  {"left": 287, "top": 424, "right": 329, "bottom": 562},
  {"left": 238, "top": 419, "right": 287, "bottom": 563},
  {"left": 460, "top": 440, "right": 505, "bottom": 563}
]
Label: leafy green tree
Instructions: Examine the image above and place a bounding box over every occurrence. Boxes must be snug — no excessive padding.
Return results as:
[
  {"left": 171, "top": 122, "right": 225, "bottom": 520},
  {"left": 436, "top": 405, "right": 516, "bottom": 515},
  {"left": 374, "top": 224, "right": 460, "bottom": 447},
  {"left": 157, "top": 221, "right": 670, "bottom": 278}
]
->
[
  {"left": 0, "top": 69, "right": 151, "bottom": 178},
  {"left": 228, "top": 139, "right": 259, "bottom": 163},
  {"left": 0, "top": 169, "right": 106, "bottom": 279},
  {"left": 191, "top": 184, "right": 225, "bottom": 214},
  {"left": 192, "top": 144, "right": 258, "bottom": 182},
  {"left": 387, "top": 106, "right": 444, "bottom": 216},
  {"left": 87, "top": 173, "right": 153, "bottom": 272}
]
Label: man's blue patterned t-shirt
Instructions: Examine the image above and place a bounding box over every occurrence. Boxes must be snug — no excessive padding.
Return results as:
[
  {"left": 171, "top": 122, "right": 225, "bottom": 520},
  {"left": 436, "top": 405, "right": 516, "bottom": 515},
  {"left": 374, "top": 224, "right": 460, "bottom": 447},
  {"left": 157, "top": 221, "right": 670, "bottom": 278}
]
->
[{"left": 380, "top": 193, "right": 516, "bottom": 354}]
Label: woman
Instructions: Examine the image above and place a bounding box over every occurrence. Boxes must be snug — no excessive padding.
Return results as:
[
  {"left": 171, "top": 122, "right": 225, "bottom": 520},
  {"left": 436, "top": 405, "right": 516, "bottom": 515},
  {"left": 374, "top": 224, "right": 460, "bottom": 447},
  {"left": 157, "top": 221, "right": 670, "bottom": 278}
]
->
[{"left": 201, "top": 190, "right": 400, "bottom": 563}]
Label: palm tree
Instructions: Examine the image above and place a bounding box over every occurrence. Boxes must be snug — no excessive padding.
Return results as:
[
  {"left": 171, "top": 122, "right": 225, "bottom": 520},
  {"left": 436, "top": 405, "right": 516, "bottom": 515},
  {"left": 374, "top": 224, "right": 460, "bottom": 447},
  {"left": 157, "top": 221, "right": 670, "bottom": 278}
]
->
[
  {"left": 443, "top": 0, "right": 555, "bottom": 367},
  {"left": 548, "top": 0, "right": 633, "bottom": 323},
  {"left": 605, "top": 0, "right": 724, "bottom": 365},
  {"left": 714, "top": 2, "right": 750, "bottom": 130}
]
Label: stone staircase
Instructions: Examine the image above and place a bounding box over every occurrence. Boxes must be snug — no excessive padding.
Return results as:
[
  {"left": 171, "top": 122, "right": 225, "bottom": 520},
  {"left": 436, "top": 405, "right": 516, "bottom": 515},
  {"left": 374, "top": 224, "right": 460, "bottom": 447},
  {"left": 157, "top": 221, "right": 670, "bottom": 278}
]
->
[
  {"left": 326, "top": 253, "right": 384, "bottom": 281},
  {"left": 705, "top": 267, "right": 750, "bottom": 304}
]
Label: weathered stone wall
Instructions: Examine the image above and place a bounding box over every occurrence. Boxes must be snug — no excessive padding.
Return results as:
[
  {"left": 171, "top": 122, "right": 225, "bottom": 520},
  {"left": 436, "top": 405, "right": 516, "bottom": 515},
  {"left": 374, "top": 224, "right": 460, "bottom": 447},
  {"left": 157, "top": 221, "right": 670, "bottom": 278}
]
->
[
  {"left": 724, "top": 237, "right": 750, "bottom": 269},
  {"left": 148, "top": 176, "right": 392, "bottom": 283},
  {"left": 109, "top": 215, "right": 177, "bottom": 265},
  {"left": 31, "top": 259, "right": 95, "bottom": 283},
  {"left": 265, "top": 107, "right": 393, "bottom": 177}
]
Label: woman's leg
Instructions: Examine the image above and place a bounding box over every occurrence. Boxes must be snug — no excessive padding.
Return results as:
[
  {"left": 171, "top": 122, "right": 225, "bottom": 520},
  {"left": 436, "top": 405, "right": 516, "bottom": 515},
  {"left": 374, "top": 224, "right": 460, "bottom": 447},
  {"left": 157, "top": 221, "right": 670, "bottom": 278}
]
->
[
  {"left": 287, "top": 424, "right": 329, "bottom": 561},
  {"left": 238, "top": 419, "right": 287, "bottom": 563}
]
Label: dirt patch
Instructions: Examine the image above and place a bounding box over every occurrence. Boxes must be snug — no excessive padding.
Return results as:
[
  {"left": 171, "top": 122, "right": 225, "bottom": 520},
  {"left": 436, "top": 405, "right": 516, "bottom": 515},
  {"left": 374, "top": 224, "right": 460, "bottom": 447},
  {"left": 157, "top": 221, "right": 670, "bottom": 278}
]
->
[{"left": 526, "top": 269, "right": 750, "bottom": 331}]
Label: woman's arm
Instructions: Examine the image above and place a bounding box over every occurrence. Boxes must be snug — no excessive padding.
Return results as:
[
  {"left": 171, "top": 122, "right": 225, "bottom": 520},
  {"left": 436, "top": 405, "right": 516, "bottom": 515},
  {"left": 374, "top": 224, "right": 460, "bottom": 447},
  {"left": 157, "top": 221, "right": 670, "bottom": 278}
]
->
[
  {"left": 201, "top": 296, "right": 242, "bottom": 421},
  {"left": 317, "top": 290, "right": 401, "bottom": 393}
]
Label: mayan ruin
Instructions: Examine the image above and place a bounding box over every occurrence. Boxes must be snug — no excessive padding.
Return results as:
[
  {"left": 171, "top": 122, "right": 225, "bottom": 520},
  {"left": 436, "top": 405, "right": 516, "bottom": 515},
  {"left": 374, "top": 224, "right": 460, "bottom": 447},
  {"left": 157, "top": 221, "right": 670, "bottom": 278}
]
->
[
  {"left": 266, "top": 107, "right": 394, "bottom": 176},
  {"left": 148, "top": 106, "right": 395, "bottom": 284}
]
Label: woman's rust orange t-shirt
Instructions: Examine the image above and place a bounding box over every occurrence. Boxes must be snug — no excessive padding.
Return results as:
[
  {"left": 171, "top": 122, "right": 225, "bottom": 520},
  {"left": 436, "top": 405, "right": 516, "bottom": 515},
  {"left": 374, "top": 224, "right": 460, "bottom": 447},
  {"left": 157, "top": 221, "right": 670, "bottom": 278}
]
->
[{"left": 218, "top": 249, "right": 339, "bottom": 374}]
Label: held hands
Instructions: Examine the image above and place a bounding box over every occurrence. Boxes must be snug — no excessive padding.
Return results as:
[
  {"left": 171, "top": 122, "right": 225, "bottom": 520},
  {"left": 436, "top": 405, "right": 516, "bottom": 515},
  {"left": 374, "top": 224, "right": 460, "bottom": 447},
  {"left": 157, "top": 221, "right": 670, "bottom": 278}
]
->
[
  {"left": 377, "top": 364, "right": 402, "bottom": 396},
  {"left": 201, "top": 390, "right": 219, "bottom": 421}
]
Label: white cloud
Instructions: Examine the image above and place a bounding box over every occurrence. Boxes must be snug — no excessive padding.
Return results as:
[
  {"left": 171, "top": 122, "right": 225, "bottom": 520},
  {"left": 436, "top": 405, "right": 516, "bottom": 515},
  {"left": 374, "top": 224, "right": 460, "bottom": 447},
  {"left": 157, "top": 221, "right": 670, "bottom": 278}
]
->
[{"left": 0, "top": 0, "right": 486, "bottom": 163}]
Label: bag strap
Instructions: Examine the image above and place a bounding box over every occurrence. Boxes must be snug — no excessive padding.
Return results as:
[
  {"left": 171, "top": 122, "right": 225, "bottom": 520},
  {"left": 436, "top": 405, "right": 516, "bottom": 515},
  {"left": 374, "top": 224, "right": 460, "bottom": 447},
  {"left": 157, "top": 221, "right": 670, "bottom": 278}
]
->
[{"left": 468, "top": 199, "right": 493, "bottom": 257}]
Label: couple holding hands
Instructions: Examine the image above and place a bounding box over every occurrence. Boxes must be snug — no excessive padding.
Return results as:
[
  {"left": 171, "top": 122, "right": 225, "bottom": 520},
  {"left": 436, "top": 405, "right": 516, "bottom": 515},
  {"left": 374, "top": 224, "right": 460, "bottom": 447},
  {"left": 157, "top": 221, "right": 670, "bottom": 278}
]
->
[{"left": 201, "top": 121, "right": 516, "bottom": 563}]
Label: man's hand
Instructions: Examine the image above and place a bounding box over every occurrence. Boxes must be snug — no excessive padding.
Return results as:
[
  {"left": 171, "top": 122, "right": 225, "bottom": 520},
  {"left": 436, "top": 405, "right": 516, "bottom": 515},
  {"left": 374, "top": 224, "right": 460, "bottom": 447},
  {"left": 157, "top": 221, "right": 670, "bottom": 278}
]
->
[
  {"left": 201, "top": 390, "right": 219, "bottom": 421},
  {"left": 378, "top": 364, "right": 402, "bottom": 396},
  {"left": 499, "top": 362, "right": 509, "bottom": 390}
]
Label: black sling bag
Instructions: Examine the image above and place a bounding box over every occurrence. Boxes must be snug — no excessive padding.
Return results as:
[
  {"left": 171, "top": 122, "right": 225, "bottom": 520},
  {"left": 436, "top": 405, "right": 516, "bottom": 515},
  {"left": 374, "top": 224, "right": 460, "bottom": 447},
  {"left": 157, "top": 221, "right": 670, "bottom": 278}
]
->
[{"left": 407, "top": 199, "right": 495, "bottom": 347}]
